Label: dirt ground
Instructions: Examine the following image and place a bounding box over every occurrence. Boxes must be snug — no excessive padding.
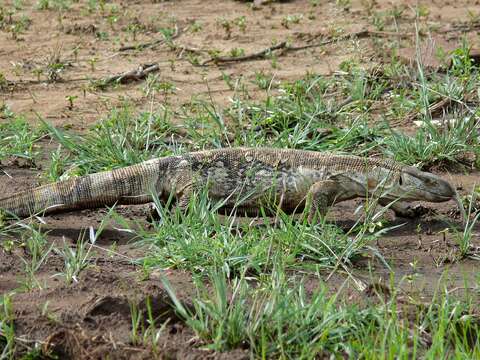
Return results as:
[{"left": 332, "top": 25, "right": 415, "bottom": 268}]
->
[{"left": 1, "top": 0, "right": 480, "bottom": 358}]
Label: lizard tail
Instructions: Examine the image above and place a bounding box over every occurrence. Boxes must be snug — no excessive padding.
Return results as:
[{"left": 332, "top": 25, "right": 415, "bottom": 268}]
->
[{"left": 0, "top": 161, "right": 160, "bottom": 218}]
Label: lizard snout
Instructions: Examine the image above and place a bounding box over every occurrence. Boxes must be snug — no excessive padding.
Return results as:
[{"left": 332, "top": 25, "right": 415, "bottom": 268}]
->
[{"left": 402, "top": 167, "right": 455, "bottom": 202}]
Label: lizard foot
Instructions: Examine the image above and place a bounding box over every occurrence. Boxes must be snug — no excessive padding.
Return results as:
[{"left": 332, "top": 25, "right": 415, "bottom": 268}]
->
[{"left": 395, "top": 204, "right": 434, "bottom": 219}]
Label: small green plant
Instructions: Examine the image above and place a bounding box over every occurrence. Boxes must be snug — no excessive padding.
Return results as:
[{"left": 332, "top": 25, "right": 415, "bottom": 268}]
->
[
  {"left": 281, "top": 14, "right": 303, "bottom": 29},
  {"left": 13, "top": 0, "right": 24, "bottom": 11},
  {"left": 65, "top": 94, "right": 78, "bottom": 110},
  {"left": 45, "top": 47, "right": 66, "bottom": 82},
  {"left": 36, "top": 0, "right": 71, "bottom": 10},
  {"left": 55, "top": 210, "right": 114, "bottom": 284},
  {"left": 55, "top": 230, "right": 95, "bottom": 284},
  {"left": 336, "top": 0, "right": 351, "bottom": 11},
  {"left": 467, "top": 9, "right": 480, "bottom": 25},
  {"left": 54, "top": 209, "right": 115, "bottom": 284},
  {"left": 36, "top": 0, "right": 51, "bottom": 10},
  {"left": 159, "top": 27, "right": 176, "bottom": 44},
  {"left": 450, "top": 40, "right": 474, "bottom": 79},
  {"left": 415, "top": 4, "right": 430, "bottom": 18},
  {"left": 126, "top": 22, "right": 140, "bottom": 41},
  {"left": 0, "top": 294, "right": 15, "bottom": 358},
  {"left": 221, "top": 72, "right": 235, "bottom": 90},
  {"left": 88, "top": 56, "right": 98, "bottom": 72},
  {"left": 129, "top": 297, "right": 167, "bottom": 352},
  {"left": 129, "top": 300, "right": 142, "bottom": 346},
  {"left": 189, "top": 20, "right": 202, "bottom": 33},
  {"left": 106, "top": 14, "right": 118, "bottom": 30},
  {"left": 218, "top": 17, "right": 232, "bottom": 38},
  {"left": 229, "top": 47, "right": 245, "bottom": 58},
  {"left": 44, "top": 145, "right": 67, "bottom": 182},
  {"left": 234, "top": 16, "right": 247, "bottom": 33},
  {"left": 452, "top": 188, "right": 480, "bottom": 258},
  {"left": 8, "top": 15, "right": 31, "bottom": 40},
  {"left": 0, "top": 116, "right": 44, "bottom": 162},
  {"left": 253, "top": 71, "right": 274, "bottom": 90},
  {"left": 17, "top": 224, "right": 53, "bottom": 290}
]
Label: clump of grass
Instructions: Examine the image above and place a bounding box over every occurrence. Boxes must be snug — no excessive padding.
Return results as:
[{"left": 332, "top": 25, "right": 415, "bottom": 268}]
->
[
  {"left": 16, "top": 223, "right": 53, "bottom": 290},
  {"left": 43, "top": 104, "right": 178, "bottom": 178},
  {"left": 54, "top": 208, "right": 113, "bottom": 284},
  {"left": 55, "top": 229, "right": 95, "bottom": 284},
  {"left": 383, "top": 115, "right": 478, "bottom": 169},
  {"left": 0, "top": 116, "right": 45, "bottom": 162},
  {"left": 452, "top": 188, "right": 480, "bottom": 258},
  {"left": 163, "top": 267, "right": 480, "bottom": 358},
  {"left": 124, "top": 186, "right": 389, "bottom": 276},
  {"left": 225, "top": 74, "right": 386, "bottom": 153}
]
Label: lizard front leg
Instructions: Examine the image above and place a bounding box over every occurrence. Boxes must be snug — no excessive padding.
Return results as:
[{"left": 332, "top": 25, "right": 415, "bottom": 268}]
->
[
  {"left": 306, "top": 180, "right": 350, "bottom": 223},
  {"left": 378, "top": 198, "right": 430, "bottom": 218}
]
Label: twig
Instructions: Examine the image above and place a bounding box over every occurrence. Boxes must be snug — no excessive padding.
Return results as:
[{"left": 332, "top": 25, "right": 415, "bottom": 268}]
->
[
  {"left": 201, "top": 42, "right": 287, "bottom": 65},
  {"left": 0, "top": 331, "right": 48, "bottom": 349},
  {"left": 99, "top": 63, "right": 160, "bottom": 86},
  {"left": 404, "top": 97, "right": 451, "bottom": 124},
  {"left": 200, "top": 29, "right": 413, "bottom": 66},
  {"left": 303, "top": 29, "right": 412, "bottom": 47},
  {"left": 444, "top": 21, "right": 480, "bottom": 33}
]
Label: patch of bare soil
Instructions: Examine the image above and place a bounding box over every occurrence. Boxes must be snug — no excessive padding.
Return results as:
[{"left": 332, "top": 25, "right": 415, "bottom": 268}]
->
[
  {"left": 2, "top": 0, "right": 480, "bottom": 358},
  {"left": 3, "top": 257, "right": 248, "bottom": 359}
]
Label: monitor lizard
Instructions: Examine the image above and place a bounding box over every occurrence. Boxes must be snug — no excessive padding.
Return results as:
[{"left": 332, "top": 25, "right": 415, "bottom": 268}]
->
[{"left": 0, "top": 147, "right": 466, "bottom": 222}]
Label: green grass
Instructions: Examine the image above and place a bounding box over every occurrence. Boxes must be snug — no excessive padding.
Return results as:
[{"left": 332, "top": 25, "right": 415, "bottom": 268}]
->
[
  {"left": 383, "top": 116, "right": 478, "bottom": 169},
  {"left": 124, "top": 191, "right": 383, "bottom": 276},
  {"left": 0, "top": 116, "right": 45, "bottom": 163},
  {"left": 163, "top": 267, "right": 480, "bottom": 359},
  {"left": 0, "top": 294, "right": 15, "bottom": 359},
  {"left": 43, "top": 104, "right": 177, "bottom": 178}
]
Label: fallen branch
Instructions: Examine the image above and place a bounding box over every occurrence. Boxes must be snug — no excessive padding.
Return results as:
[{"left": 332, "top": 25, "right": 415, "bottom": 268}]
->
[
  {"left": 201, "top": 42, "right": 287, "bottom": 65},
  {"left": 287, "top": 29, "right": 413, "bottom": 52},
  {"left": 405, "top": 97, "right": 451, "bottom": 124},
  {"left": 200, "top": 29, "right": 413, "bottom": 66},
  {"left": 98, "top": 63, "right": 160, "bottom": 87}
]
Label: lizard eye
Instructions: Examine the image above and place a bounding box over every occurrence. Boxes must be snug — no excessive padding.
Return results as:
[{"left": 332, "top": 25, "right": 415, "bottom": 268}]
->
[{"left": 398, "top": 175, "right": 403, "bottom": 185}]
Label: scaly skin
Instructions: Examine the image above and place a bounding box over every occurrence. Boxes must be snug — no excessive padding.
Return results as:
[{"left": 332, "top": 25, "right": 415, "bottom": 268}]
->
[{"left": 0, "top": 147, "right": 465, "bottom": 221}]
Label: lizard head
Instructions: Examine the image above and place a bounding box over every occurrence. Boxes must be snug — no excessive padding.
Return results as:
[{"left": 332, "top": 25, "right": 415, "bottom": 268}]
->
[
  {"left": 374, "top": 166, "right": 465, "bottom": 222},
  {"left": 396, "top": 166, "right": 456, "bottom": 203}
]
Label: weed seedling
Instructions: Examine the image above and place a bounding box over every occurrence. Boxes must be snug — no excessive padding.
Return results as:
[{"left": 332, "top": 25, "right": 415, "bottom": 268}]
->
[{"left": 65, "top": 95, "right": 78, "bottom": 110}]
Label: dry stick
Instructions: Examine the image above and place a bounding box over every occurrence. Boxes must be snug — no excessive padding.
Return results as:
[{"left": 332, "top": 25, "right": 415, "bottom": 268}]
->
[
  {"left": 401, "top": 97, "right": 452, "bottom": 125},
  {"left": 287, "top": 30, "right": 413, "bottom": 52},
  {"left": 100, "top": 63, "right": 160, "bottom": 85},
  {"left": 1, "top": 62, "right": 160, "bottom": 90},
  {"left": 200, "top": 30, "right": 412, "bottom": 66},
  {"left": 201, "top": 41, "right": 287, "bottom": 66}
]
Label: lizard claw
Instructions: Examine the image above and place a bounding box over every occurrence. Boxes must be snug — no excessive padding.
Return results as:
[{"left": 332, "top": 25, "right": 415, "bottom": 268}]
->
[{"left": 397, "top": 204, "right": 433, "bottom": 218}]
